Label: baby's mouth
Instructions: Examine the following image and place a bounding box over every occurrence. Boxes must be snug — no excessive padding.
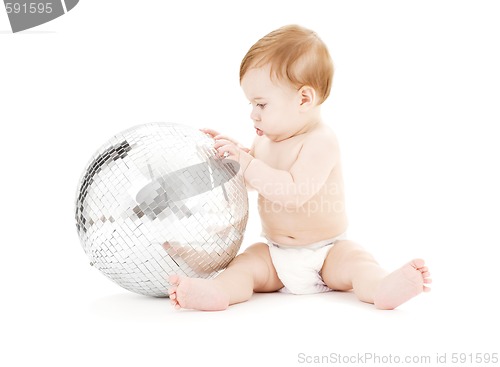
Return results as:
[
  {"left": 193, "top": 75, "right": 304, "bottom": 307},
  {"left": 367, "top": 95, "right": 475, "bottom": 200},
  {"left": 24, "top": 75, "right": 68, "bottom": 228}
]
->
[{"left": 255, "top": 128, "right": 264, "bottom": 136}]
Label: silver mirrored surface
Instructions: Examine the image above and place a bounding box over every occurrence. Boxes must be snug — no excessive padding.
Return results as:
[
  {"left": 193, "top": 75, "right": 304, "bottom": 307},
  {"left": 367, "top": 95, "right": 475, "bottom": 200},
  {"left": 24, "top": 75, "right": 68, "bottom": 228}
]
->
[{"left": 75, "top": 122, "right": 248, "bottom": 297}]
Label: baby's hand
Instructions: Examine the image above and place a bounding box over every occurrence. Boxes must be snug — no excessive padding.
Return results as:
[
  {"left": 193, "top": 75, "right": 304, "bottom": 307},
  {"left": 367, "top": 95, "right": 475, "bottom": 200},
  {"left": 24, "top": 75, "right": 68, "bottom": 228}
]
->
[
  {"left": 200, "top": 128, "right": 251, "bottom": 154},
  {"left": 200, "top": 128, "right": 221, "bottom": 139},
  {"left": 213, "top": 138, "right": 254, "bottom": 175},
  {"left": 214, "top": 138, "right": 240, "bottom": 159}
]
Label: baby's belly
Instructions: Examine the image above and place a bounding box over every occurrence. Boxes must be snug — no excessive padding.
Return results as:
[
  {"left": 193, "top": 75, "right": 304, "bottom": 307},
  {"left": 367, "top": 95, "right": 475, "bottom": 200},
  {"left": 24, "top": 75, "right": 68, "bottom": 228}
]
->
[{"left": 258, "top": 196, "right": 348, "bottom": 246}]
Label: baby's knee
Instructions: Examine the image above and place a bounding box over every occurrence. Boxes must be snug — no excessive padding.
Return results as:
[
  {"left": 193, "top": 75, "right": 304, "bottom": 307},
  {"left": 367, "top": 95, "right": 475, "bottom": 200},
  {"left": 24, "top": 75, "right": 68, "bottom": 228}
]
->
[
  {"left": 333, "top": 240, "right": 371, "bottom": 259},
  {"left": 243, "top": 242, "right": 273, "bottom": 261},
  {"left": 323, "top": 241, "right": 377, "bottom": 275},
  {"left": 239, "top": 243, "right": 282, "bottom": 291},
  {"left": 228, "top": 243, "right": 269, "bottom": 268}
]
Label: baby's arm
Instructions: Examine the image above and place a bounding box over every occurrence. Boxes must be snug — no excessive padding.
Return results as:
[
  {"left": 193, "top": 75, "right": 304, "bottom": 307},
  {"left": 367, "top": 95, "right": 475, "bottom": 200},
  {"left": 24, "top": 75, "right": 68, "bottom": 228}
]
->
[
  {"left": 202, "top": 128, "right": 258, "bottom": 190},
  {"left": 242, "top": 133, "right": 338, "bottom": 207},
  {"left": 246, "top": 137, "right": 336, "bottom": 207}
]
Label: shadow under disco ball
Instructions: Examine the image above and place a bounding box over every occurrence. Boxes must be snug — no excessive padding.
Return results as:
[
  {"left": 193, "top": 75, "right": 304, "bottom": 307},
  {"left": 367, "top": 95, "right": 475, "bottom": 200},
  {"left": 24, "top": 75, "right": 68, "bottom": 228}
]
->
[{"left": 75, "top": 122, "right": 249, "bottom": 297}]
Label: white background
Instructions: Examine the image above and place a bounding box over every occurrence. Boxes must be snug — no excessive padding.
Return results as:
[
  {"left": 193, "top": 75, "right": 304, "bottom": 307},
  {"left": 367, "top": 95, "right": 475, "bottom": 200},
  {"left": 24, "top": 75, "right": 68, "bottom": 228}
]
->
[{"left": 1, "top": 1, "right": 499, "bottom": 366}]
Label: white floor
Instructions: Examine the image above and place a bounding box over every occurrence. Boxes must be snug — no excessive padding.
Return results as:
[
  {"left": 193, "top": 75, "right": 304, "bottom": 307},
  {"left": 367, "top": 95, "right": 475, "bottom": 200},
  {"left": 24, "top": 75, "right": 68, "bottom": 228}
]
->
[{"left": 4, "top": 269, "right": 498, "bottom": 367}]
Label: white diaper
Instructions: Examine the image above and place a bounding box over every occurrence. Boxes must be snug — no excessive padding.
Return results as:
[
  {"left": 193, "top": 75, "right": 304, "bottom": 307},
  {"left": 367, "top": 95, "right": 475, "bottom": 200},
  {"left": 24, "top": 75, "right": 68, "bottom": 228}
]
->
[{"left": 268, "top": 233, "right": 347, "bottom": 295}]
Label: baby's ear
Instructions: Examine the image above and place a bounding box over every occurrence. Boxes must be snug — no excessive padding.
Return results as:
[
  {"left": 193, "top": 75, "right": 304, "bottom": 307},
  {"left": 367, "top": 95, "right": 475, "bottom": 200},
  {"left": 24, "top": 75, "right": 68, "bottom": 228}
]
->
[{"left": 298, "top": 86, "right": 316, "bottom": 110}]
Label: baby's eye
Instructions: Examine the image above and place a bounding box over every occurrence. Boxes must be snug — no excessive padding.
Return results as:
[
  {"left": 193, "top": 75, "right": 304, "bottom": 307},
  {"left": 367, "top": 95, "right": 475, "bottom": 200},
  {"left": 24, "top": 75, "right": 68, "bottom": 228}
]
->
[{"left": 248, "top": 102, "right": 267, "bottom": 109}]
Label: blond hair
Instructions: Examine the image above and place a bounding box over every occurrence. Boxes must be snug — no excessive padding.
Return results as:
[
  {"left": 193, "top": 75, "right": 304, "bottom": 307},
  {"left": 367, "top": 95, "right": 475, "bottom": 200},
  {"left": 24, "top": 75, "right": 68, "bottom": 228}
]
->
[{"left": 240, "top": 25, "right": 334, "bottom": 104}]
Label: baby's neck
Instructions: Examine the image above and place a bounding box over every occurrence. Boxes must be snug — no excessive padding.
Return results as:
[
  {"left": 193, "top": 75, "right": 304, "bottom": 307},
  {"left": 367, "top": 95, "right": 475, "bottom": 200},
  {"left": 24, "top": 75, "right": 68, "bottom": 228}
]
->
[{"left": 297, "top": 108, "right": 323, "bottom": 135}]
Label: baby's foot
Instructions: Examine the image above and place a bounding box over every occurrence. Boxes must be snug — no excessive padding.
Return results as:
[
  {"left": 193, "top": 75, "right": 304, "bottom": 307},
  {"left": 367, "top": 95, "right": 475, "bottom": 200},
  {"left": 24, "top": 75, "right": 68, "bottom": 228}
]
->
[
  {"left": 374, "top": 259, "right": 431, "bottom": 310},
  {"left": 168, "top": 275, "right": 230, "bottom": 311}
]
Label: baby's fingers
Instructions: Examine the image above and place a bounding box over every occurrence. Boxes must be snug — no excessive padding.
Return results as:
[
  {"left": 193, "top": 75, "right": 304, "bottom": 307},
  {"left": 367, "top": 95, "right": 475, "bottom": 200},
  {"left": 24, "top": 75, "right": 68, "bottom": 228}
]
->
[
  {"left": 214, "top": 136, "right": 251, "bottom": 153},
  {"left": 213, "top": 139, "right": 232, "bottom": 150},
  {"left": 200, "top": 128, "right": 220, "bottom": 138},
  {"left": 213, "top": 134, "right": 239, "bottom": 144},
  {"left": 214, "top": 141, "right": 238, "bottom": 159}
]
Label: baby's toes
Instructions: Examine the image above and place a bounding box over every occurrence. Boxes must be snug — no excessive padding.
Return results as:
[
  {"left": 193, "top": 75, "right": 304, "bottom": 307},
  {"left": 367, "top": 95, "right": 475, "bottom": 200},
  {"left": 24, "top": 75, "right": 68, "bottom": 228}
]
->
[
  {"left": 168, "top": 289, "right": 181, "bottom": 308},
  {"left": 169, "top": 274, "right": 180, "bottom": 286},
  {"left": 169, "top": 288, "right": 177, "bottom": 299},
  {"left": 412, "top": 259, "right": 426, "bottom": 269},
  {"left": 171, "top": 300, "right": 181, "bottom": 309},
  {"left": 420, "top": 265, "right": 431, "bottom": 279}
]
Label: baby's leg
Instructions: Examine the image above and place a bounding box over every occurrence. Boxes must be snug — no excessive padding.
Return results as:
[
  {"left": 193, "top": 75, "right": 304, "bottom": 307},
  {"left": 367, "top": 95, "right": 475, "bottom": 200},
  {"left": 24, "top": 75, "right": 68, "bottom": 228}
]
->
[
  {"left": 321, "top": 241, "right": 431, "bottom": 310},
  {"left": 168, "top": 243, "right": 283, "bottom": 311}
]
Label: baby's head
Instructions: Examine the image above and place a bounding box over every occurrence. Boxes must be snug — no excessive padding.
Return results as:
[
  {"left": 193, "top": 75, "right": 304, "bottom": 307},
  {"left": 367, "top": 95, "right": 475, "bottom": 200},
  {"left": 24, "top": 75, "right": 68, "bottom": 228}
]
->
[{"left": 240, "top": 25, "right": 333, "bottom": 105}]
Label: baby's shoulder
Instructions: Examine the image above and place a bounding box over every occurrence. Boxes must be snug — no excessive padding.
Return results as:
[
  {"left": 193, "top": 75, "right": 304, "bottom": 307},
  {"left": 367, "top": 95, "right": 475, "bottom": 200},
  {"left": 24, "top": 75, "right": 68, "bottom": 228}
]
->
[{"left": 304, "top": 124, "right": 339, "bottom": 148}]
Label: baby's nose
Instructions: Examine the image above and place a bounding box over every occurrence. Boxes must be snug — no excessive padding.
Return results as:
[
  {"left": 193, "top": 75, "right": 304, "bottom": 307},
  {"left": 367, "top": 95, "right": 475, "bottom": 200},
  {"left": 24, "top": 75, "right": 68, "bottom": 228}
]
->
[{"left": 250, "top": 109, "right": 260, "bottom": 122}]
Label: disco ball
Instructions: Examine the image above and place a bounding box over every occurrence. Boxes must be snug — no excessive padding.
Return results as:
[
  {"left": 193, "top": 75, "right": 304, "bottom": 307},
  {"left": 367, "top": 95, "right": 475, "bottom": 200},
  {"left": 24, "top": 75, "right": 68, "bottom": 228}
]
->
[{"left": 75, "top": 122, "right": 248, "bottom": 297}]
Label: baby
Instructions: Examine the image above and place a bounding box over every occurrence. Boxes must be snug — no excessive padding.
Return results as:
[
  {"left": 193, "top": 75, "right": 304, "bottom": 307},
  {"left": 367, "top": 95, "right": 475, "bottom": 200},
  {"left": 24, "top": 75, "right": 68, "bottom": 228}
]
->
[{"left": 168, "top": 24, "right": 431, "bottom": 310}]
